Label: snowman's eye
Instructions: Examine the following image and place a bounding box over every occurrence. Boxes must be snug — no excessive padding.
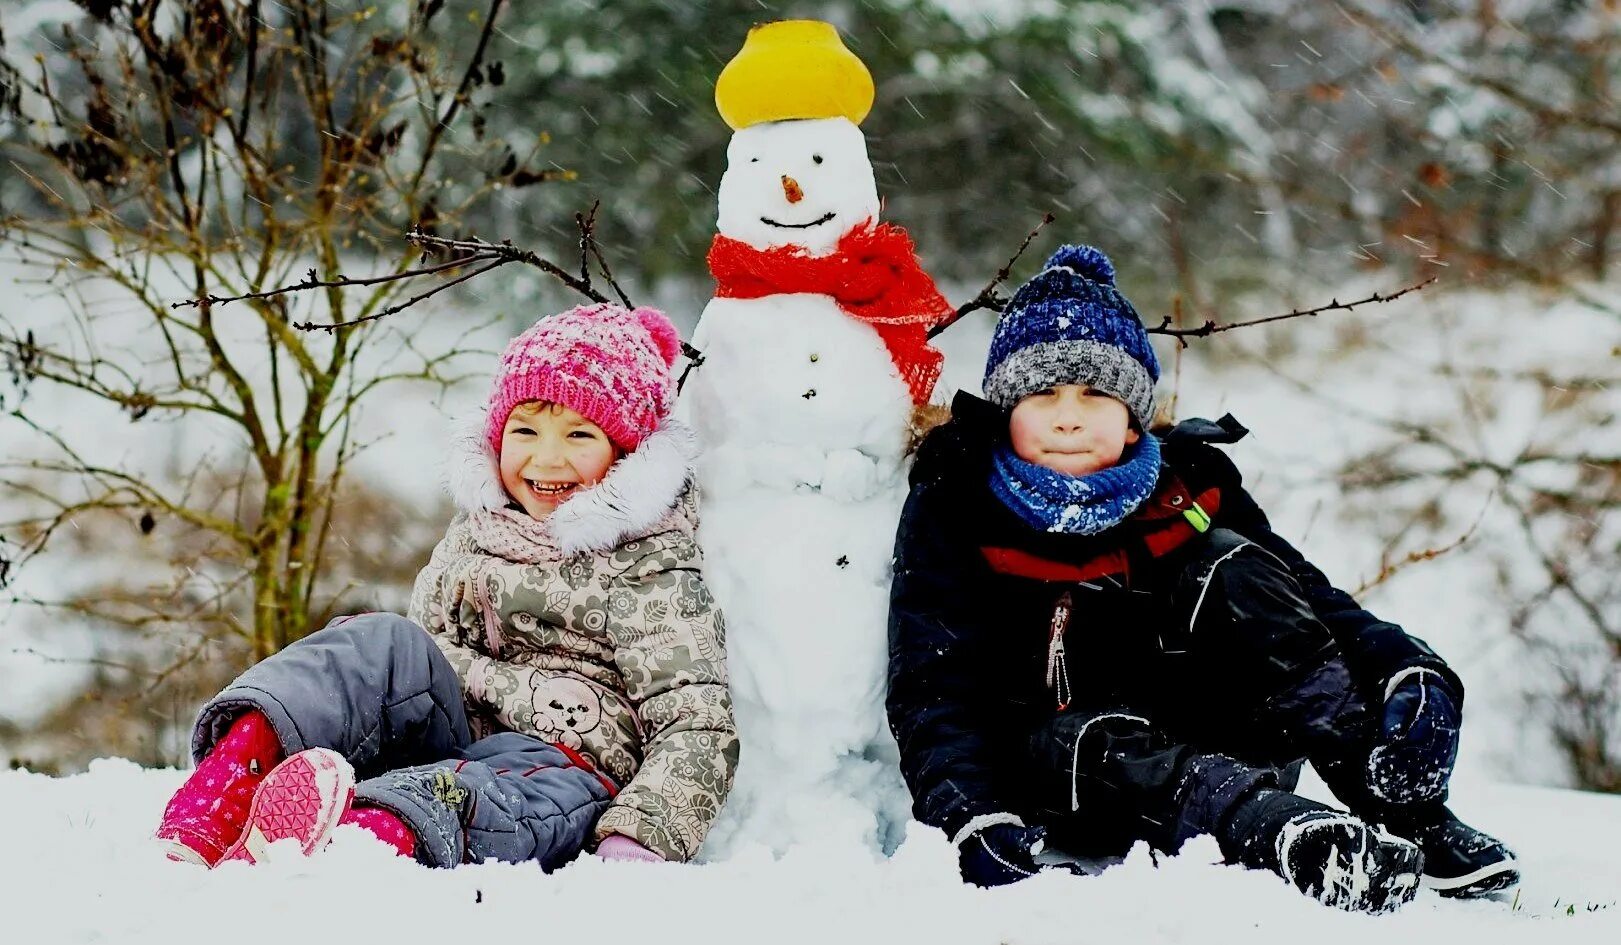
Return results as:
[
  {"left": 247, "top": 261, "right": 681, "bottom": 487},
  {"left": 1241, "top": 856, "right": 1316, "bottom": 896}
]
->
[
  {"left": 812, "top": 154, "right": 823, "bottom": 165},
  {"left": 749, "top": 157, "right": 759, "bottom": 163}
]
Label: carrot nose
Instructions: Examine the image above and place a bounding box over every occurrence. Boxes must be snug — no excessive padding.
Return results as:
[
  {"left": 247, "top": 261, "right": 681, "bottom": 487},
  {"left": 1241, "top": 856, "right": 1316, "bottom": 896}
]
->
[{"left": 781, "top": 175, "right": 804, "bottom": 204}]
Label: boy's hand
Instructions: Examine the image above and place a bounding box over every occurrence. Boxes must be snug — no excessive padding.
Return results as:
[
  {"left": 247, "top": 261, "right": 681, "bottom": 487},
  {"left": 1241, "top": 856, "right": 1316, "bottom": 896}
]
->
[
  {"left": 1366, "top": 668, "right": 1460, "bottom": 805},
  {"left": 958, "top": 823, "right": 1078, "bottom": 887}
]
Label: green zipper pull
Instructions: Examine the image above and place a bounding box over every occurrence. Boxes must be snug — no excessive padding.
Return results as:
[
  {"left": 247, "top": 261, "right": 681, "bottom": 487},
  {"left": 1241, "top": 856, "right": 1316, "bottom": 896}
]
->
[{"left": 1182, "top": 501, "right": 1211, "bottom": 533}]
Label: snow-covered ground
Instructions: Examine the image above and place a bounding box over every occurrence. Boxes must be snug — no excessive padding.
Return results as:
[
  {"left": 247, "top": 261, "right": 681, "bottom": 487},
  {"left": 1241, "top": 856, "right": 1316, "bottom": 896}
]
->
[{"left": 1, "top": 759, "right": 1614, "bottom": 943}]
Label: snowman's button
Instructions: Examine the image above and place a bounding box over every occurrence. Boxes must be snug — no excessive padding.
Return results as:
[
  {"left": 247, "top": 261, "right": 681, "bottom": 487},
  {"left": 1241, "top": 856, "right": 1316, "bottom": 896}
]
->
[
  {"left": 803, "top": 389, "right": 817, "bottom": 399},
  {"left": 809, "top": 353, "right": 820, "bottom": 363}
]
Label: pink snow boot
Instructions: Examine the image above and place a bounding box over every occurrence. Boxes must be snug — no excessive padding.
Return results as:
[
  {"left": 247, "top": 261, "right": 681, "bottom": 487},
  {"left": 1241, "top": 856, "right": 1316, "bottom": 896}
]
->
[
  {"left": 339, "top": 805, "right": 418, "bottom": 859},
  {"left": 216, "top": 748, "right": 356, "bottom": 865},
  {"left": 154, "top": 710, "right": 284, "bottom": 866}
]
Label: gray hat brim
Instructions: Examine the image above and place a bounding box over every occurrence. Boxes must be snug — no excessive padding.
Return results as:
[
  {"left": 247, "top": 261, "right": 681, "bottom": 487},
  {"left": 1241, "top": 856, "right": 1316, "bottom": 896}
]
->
[{"left": 983, "top": 339, "right": 1156, "bottom": 428}]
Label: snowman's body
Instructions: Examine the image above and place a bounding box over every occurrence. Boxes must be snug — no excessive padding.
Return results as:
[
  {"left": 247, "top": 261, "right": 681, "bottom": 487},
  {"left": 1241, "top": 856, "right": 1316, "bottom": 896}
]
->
[{"left": 686, "top": 117, "right": 920, "bottom": 857}]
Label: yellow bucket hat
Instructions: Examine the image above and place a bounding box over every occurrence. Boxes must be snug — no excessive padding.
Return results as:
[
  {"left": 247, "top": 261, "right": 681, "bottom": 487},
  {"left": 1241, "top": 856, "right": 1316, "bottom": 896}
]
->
[{"left": 714, "top": 20, "right": 875, "bottom": 130}]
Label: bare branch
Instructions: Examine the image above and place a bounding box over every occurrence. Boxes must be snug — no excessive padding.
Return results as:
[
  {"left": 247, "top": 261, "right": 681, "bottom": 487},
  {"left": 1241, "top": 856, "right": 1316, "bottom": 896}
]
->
[
  {"left": 294, "top": 257, "right": 511, "bottom": 332},
  {"left": 408, "top": 0, "right": 508, "bottom": 196},
  {"left": 1499, "top": 486, "right": 1619, "bottom": 650},
  {"left": 404, "top": 228, "right": 607, "bottom": 300},
  {"left": 1351, "top": 495, "right": 1491, "bottom": 596},
  {"left": 929, "top": 212, "right": 1055, "bottom": 338},
  {"left": 578, "top": 200, "right": 633, "bottom": 308},
  {"left": 1149, "top": 277, "right": 1437, "bottom": 347},
  {"left": 172, "top": 253, "right": 504, "bottom": 312}
]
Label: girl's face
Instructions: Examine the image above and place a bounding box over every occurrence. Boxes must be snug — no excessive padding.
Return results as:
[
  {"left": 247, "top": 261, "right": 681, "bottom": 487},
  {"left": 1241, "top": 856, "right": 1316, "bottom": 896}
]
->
[
  {"left": 498, "top": 401, "right": 619, "bottom": 520},
  {"left": 1008, "top": 384, "right": 1140, "bottom": 477}
]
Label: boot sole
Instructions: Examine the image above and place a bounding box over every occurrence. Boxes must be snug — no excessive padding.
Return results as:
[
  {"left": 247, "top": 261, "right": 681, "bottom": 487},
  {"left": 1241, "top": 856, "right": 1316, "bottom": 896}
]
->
[
  {"left": 1279, "top": 815, "right": 1423, "bottom": 913},
  {"left": 154, "top": 837, "right": 211, "bottom": 867},
  {"left": 217, "top": 748, "right": 355, "bottom": 865},
  {"left": 1425, "top": 857, "right": 1521, "bottom": 898}
]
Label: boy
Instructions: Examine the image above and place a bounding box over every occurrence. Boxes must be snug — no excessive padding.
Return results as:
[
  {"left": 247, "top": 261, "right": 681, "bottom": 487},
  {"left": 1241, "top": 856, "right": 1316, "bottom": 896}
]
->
[{"left": 887, "top": 245, "right": 1516, "bottom": 912}]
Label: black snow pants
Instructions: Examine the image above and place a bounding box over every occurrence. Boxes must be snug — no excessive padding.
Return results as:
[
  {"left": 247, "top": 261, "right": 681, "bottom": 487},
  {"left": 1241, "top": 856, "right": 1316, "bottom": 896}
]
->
[
  {"left": 1019, "top": 529, "right": 1409, "bottom": 857},
  {"left": 193, "top": 613, "right": 615, "bottom": 870}
]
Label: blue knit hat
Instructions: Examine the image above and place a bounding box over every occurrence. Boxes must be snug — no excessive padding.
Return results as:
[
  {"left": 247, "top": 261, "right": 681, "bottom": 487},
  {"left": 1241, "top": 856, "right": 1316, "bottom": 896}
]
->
[{"left": 982, "top": 244, "right": 1159, "bottom": 427}]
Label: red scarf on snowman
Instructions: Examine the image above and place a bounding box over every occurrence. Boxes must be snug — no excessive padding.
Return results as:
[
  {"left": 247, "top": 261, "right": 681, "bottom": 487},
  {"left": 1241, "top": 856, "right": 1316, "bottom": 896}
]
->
[{"left": 707, "top": 220, "right": 954, "bottom": 406}]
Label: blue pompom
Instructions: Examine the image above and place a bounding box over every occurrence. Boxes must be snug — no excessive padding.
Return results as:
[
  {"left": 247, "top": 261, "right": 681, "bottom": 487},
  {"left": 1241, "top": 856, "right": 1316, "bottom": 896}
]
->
[{"left": 1044, "top": 244, "right": 1115, "bottom": 286}]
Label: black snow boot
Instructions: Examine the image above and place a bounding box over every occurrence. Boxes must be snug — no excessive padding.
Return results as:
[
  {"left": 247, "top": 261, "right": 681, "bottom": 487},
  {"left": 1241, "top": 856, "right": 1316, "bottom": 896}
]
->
[
  {"left": 1222, "top": 789, "right": 1423, "bottom": 913},
  {"left": 1381, "top": 804, "right": 1519, "bottom": 899}
]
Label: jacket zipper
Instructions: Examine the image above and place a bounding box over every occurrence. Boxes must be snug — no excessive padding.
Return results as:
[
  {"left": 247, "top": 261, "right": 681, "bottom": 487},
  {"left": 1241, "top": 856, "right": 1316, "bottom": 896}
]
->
[
  {"left": 1045, "top": 590, "right": 1073, "bottom": 712},
  {"left": 471, "top": 559, "right": 504, "bottom": 657}
]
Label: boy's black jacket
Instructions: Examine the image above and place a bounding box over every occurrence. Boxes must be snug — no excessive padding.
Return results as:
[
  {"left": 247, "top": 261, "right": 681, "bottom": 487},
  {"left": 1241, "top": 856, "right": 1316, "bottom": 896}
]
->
[{"left": 886, "top": 392, "right": 1460, "bottom": 841}]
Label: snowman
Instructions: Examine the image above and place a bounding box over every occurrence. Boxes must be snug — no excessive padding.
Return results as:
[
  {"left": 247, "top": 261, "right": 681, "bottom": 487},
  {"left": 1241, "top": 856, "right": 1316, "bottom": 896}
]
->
[{"left": 684, "top": 20, "right": 955, "bottom": 858}]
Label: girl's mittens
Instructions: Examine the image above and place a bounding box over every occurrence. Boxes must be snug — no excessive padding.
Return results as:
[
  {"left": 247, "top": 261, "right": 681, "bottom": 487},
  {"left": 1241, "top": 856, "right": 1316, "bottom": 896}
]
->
[
  {"left": 595, "top": 833, "right": 664, "bottom": 863},
  {"left": 154, "top": 709, "right": 284, "bottom": 866}
]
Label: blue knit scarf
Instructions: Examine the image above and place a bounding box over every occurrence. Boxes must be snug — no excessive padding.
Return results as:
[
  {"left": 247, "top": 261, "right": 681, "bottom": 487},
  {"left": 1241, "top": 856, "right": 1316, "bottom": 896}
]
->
[{"left": 990, "top": 434, "right": 1163, "bottom": 535}]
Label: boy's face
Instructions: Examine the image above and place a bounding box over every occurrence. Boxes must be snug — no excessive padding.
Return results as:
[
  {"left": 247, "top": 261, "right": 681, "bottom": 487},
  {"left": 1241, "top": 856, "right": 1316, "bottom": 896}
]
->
[
  {"left": 1009, "top": 384, "right": 1140, "bottom": 477},
  {"left": 498, "top": 401, "right": 619, "bottom": 521}
]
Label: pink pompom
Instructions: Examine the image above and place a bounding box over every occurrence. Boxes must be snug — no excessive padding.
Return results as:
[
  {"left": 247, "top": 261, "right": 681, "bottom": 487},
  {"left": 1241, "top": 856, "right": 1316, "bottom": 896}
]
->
[{"left": 634, "top": 306, "right": 683, "bottom": 367}]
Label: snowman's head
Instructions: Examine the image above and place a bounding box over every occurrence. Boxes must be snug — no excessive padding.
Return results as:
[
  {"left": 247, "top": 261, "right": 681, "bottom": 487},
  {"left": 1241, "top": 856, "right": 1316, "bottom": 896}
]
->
[{"left": 717, "top": 117, "right": 879, "bottom": 256}]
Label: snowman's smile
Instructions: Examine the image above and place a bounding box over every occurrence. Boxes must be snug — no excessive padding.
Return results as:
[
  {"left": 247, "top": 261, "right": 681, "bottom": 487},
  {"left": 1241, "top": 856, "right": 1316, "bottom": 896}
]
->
[{"left": 760, "top": 212, "right": 837, "bottom": 229}]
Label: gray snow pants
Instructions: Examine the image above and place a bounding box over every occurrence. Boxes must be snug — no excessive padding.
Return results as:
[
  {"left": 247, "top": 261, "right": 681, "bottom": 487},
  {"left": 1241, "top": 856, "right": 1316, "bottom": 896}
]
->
[{"left": 193, "top": 612, "right": 616, "bottom": 870}]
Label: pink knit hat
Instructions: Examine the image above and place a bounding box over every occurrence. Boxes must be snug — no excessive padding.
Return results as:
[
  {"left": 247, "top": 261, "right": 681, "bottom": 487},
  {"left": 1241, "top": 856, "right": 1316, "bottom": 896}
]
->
[{"left": 484, "top": 303, "right": 683, "bottom": 453}]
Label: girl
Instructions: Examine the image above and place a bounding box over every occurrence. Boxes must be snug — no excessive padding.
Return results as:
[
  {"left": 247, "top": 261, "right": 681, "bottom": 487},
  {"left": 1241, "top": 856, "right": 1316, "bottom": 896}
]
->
[{"left": 153, "top": 303, "right": 738, "bottom": 869}]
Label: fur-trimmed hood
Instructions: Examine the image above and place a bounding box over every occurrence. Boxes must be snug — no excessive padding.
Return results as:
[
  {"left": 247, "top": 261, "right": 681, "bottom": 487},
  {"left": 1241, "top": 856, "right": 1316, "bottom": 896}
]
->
[{"left": 445, "top": 412, "right": 700, "bottom": 557}]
